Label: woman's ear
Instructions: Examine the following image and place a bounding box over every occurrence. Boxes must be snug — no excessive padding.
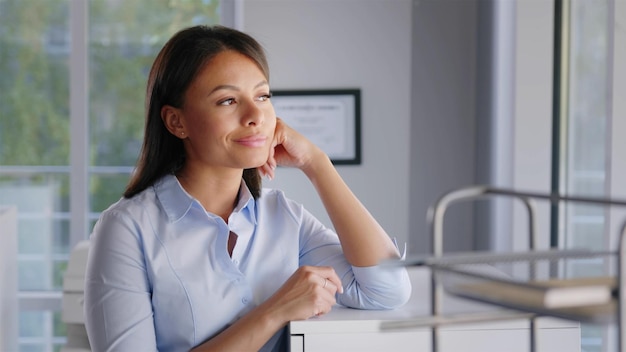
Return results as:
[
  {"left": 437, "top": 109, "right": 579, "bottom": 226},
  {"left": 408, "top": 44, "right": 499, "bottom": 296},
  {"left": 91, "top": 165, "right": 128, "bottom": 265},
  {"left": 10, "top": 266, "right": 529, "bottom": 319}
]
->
[{"left": 161, "top": 105, "right": 187, "bottom": 139}]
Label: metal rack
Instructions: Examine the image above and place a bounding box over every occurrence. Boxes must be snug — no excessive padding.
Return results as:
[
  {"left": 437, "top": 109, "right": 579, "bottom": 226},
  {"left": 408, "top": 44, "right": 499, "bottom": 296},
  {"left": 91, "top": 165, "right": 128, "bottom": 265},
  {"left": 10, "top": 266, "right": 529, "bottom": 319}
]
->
[{"left": 384, "top": 186, "right": 626, "bottom": 352}]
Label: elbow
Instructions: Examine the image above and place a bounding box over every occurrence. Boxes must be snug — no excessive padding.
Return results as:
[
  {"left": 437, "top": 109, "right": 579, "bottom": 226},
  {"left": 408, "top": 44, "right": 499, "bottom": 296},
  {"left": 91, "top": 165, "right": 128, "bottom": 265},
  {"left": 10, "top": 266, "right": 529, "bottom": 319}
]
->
[
  {"left": 374, "top": 269, "right": 412, "bottom": 310},
  {"left": 340, "top": 267, "right": 413, "bottom": 310}
]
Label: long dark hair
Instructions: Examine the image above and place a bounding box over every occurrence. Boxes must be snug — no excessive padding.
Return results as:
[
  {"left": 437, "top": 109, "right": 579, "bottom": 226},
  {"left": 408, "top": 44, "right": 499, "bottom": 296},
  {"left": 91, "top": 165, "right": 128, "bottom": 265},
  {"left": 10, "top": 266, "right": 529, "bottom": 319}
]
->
[{"left": 124, "top": 25, "right": 269, "bottom": 199}]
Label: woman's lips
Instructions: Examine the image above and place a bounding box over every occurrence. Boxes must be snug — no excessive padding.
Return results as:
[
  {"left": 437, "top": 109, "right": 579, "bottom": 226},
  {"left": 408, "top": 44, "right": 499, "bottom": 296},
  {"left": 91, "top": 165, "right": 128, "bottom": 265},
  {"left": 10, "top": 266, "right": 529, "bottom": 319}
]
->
[{"left": 235, "top": 135, "right": 267, "bottom": 147}]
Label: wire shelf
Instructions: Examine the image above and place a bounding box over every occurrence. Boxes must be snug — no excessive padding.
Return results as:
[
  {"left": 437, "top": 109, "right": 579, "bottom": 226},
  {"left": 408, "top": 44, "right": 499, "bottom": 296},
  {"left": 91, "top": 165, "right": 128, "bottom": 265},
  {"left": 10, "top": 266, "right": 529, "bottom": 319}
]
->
[{"left": 426, "top": 249, "right": 617, "bottom": 324}]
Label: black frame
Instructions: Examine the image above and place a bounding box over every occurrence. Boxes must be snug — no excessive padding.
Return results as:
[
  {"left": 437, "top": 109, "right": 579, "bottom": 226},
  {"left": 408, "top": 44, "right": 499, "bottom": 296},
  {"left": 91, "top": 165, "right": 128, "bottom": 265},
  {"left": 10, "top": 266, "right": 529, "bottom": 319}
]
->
[{"left": 270, "top": 89, "right": 361, "bottom": 165}]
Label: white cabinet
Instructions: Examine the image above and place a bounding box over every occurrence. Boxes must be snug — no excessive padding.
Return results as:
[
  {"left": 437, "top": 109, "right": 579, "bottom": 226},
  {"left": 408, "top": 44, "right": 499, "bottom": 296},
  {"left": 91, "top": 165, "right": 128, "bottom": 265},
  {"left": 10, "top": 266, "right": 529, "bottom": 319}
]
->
[{"left": 290, "top": 315, "right": 580, "bottom": 352}]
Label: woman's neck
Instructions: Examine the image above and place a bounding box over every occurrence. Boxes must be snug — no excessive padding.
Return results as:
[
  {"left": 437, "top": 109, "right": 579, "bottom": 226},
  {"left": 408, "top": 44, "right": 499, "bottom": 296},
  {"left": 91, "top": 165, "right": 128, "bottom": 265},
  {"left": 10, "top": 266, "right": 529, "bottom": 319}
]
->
[{"left": 176, "top": 165, "right": 243, "bottom": 222}]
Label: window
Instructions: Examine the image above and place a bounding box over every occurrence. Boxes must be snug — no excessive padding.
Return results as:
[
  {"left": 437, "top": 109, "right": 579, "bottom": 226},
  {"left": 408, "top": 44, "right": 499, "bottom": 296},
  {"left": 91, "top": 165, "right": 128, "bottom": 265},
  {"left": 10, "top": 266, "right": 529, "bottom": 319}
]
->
[
  {"left": 0, "top": 1, "right": 224, "bottom": 350},
  {"left": 558, "top": 0, "right": 614, "bottom": 351}
]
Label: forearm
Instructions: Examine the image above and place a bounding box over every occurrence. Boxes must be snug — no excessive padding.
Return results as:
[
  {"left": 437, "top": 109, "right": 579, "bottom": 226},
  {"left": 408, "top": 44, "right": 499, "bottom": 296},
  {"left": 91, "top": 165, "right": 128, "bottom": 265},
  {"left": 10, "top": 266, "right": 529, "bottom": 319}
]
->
[
  {"left": 191, "top": 302, "right": 285, "bottom": 352},
  {"left": 191, "top": 264, "right": 340, "bottom": 351},
  {"left": 302, "top": 152, "right": 400, "bottom": 266}
]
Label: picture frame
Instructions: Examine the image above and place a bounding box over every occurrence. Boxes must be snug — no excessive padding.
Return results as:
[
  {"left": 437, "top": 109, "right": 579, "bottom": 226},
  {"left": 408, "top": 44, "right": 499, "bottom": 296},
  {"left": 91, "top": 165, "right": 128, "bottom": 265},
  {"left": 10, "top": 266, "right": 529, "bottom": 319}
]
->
[{"left": 270, "top": 89, "right": 361, "bottom": 165}]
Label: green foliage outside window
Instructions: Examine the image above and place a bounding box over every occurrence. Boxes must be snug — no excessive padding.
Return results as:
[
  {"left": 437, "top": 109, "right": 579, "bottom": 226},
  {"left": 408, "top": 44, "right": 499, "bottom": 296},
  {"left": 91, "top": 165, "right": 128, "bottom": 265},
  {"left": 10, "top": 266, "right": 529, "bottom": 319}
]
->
[
  {"left": 0, "top": 0, "right": 219, "bottom": 168},
  {"left": 0, "top": 0, "right": 70, "bottom": 166}
]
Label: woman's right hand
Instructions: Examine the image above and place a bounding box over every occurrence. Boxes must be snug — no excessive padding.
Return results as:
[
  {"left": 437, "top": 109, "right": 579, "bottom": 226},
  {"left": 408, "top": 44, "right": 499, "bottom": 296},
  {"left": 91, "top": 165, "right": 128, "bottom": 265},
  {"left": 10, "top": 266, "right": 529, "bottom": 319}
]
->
[
  {"left": 259, "top": 118, "right": 328, "bottom": 180},
  {"left": 190, "top": 266, "right": 343, "bottom": 351},
  {"left": 265, "top": 265, "right": 343, "bottom": 322}
]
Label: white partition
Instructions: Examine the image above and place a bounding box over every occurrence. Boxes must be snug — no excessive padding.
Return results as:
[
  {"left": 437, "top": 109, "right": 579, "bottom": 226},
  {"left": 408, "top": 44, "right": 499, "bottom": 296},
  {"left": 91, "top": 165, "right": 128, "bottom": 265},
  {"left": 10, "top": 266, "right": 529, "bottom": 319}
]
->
[{"left": 0, "top": 206, "right": 18, "bottom": 351}]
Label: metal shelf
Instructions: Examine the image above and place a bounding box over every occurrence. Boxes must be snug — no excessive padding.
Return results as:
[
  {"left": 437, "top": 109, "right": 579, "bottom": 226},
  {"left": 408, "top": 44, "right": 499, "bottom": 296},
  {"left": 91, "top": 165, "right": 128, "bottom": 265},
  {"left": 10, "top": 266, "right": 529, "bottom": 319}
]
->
[
  {"left": 429, "top": 249, "right": 616, "bottom": 324},
  {"left": 384, "top": 186, "right": 626, "bottom": 352}
]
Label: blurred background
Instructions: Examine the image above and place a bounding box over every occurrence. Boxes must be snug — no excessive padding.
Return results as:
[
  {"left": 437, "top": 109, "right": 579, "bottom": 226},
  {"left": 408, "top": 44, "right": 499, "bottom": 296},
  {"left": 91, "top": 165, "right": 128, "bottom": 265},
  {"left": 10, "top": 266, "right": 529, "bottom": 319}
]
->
[{"left": 0, "top": 0, "right": 624, "bottom": 351}]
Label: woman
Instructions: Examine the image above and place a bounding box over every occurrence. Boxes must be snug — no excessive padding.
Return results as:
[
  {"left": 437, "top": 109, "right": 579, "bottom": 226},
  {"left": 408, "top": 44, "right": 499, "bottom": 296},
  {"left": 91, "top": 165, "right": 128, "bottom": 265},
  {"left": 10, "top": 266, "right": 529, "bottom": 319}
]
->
[{"left": 84, "top": 25, "right": 411, "bottom": 352}]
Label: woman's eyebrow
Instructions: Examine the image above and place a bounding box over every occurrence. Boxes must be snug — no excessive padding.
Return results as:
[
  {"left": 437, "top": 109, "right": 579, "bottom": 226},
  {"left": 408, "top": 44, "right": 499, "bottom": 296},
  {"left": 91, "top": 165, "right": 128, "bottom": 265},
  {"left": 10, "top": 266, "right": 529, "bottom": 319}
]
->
[
  {"left": 255, "top": 80, "right": 269, "bottom": 89},
  {"left": 209, "top": 80, "right": 269, "bottom": 95}
]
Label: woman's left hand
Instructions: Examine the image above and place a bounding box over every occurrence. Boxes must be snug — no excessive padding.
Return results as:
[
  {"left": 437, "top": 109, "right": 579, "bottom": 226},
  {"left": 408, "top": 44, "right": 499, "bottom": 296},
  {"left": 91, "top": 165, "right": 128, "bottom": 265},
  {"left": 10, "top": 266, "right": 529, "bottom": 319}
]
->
[{"left": 259, "top": 118, "right": 326, "bottom": 179}]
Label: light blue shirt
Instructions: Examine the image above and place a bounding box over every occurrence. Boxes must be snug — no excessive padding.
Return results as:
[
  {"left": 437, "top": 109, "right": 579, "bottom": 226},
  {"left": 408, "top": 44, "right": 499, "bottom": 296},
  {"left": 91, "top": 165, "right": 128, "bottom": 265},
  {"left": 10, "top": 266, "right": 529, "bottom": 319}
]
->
[{"left": 84, "top": 174, "right": 411, "bottom": 351}]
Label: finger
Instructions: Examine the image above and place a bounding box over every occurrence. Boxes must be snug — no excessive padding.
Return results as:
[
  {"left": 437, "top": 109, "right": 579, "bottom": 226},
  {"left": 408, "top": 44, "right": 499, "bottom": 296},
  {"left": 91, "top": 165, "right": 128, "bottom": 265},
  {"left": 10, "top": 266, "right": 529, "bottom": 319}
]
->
[
  {"left": 267, "top": 136, "right": 278, "bottom": 170},
  {"left": 316, "top": 267, "right": 343, "bottom": 294},
  {"left": 326, "top": 270, "right": 344, "bottom": 295},
  {"left": 268, "top": 153, "right": 277, "bottom": 171},
  {"left": 271, "top": 120, "right": 283, "bottom": 148},
  {"left": 264, "top": 162, "right": 275, "bottom": 178},
  {"left": 314, "top": 304, "right": 333, "bottom": 317},
  {"left": 320, "top": 279, "right": 339, "bottom": 299},
  {"left": 266, "top": 166, "right": 275, "bottom": 180},
  {"left": 323, "top": 279, "right": 342, "bottom": 298},
  {"left": 258, "top": 141, "right": 277, "bottom": 179},
  {"left": 313, "top": 295, "right": 335, "bottom": 318},
  {"left": 258, "top": 163, "right": 273, "bottom": 180}
]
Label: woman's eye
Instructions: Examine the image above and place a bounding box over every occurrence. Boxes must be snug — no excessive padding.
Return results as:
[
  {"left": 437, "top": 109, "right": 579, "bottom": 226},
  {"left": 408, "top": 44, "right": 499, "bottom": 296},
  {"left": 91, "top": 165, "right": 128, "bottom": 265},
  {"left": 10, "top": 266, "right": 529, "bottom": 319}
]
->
[
  {"left": 257, "top": 93, "right": 272, "bottom": 102},
  {"left": 218, "top": 98, "right": 236, "bottom": 106}
]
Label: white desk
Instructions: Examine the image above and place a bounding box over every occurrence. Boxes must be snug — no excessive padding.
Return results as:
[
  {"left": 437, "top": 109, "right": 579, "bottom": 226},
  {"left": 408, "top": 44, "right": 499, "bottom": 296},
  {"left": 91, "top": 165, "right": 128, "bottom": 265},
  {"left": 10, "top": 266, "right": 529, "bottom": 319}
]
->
[
  {"left": 63, "top": 243, "right": 581, "bottom": 352},
  {"left": 288, "top": 267, "right": 581, "bottom": 352}
]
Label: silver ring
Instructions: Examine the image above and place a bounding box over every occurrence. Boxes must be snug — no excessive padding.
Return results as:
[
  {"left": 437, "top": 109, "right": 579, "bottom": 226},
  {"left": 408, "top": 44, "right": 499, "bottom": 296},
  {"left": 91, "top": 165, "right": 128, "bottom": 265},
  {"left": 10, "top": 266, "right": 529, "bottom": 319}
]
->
[{"left": 322, "top": 278, "right": 327, "bottom": 288}]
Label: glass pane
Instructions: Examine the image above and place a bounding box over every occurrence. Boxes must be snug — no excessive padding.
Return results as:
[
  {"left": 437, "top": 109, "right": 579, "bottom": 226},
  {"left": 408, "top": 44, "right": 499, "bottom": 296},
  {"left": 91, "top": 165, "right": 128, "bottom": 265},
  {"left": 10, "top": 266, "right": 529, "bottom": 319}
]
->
[
  {"left": 88, "top": 0, "right": 220, "bottom": 168},
  {"left": 19, "top": 310, "right": 65, "bottom": 352},
  {"left": 581, "top": 324, "right": 603, "bottom": 352},
  {"left": 19, "top": 345, "right": 45, "bottom": 352},
  {"left": 19, "top": 311, "right": 45, "bottom": 338},
  {"left": 52, "top": 311, "right": 66, "bottom": 337},
  {"left": 52, "top": 219, "right": 70, "bottom": 255},
  {"left": 563, "top": 1, "right": 611, "bottom": 351},
  {"left": 18, "top": 260, "right": 48, "bottom": 291},
  {"left": 0, "top": 0, "right": 70, "bottom": 166},
  {"left": 52, "top": 259, "right": 68, "bottom": 291},
  {"left": 0, "top": 2, "right": 72, "bottom": 350},
  {"left": 0, "top": 175, "right": 70, "bottom": 291},
  {"left": 0, "top": 174, "right": 70, "bottom": 213},
  {"left": 570, "top": 223, "right": 606, "bottom": 251},
  {"left": 18, "top": 219, "right": 49, "bottom": 255},
  {"left": 564, "top": 0, "right": 611, "bottom": 249},
  {"left": 89, "top": 172, "right": 131, "bottom": 213}
]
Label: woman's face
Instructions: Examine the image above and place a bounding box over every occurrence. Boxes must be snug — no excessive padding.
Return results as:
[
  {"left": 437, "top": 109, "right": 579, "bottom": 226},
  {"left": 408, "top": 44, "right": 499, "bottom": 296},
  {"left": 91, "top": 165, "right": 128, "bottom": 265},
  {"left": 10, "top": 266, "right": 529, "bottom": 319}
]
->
[{"left": 172, "top": 50, "right": 276, "bottom": 172}]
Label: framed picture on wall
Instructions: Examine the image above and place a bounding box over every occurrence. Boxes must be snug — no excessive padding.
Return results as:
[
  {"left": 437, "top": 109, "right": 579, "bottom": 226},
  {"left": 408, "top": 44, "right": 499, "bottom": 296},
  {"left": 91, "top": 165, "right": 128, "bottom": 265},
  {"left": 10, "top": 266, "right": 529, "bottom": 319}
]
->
[{"left": 270, "top": 89, "right": 361, "bottom": 165}]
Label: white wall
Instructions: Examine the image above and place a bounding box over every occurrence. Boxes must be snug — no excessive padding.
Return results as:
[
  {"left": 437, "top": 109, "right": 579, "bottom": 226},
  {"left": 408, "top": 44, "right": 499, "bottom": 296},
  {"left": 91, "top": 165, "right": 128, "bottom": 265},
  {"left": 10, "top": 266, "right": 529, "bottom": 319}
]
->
[
  {"left": 409, "top": 0, "right": 479, "bottom": 254},
  {"left": 512, "top": 1, "right": 554, "bottom": 251},
  {"left": 243, "top": 0, "right": 413, "bottom": 246},
  {"left": 242, "top": 0, "right": 560, "bottom": 256},
  {"left": 409, "top": 0, "right": 557, "bottom": 255},
  {"left": 607, "top": 2, "right": 626, "bottom": 349},
  {"left": 609, "top": 0, "right": 626, "bottom": 245}
]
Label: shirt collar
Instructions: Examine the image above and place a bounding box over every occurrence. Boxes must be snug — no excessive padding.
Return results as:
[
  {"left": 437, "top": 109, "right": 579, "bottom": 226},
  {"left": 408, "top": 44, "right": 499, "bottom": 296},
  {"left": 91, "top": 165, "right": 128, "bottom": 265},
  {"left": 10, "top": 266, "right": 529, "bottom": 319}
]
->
[
  {"left": 154, "top": 174, "right": 257, "bottom": 224},
  {"left": 233, "top": 180, "right": 257, "bottom": 225}
]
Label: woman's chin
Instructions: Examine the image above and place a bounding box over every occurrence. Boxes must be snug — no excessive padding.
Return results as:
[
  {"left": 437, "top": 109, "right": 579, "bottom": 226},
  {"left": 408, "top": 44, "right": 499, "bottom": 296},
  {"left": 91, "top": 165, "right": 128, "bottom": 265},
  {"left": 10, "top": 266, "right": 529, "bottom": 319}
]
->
[{"left": 246, "top": 159, "right": 269, "bottom": 170}]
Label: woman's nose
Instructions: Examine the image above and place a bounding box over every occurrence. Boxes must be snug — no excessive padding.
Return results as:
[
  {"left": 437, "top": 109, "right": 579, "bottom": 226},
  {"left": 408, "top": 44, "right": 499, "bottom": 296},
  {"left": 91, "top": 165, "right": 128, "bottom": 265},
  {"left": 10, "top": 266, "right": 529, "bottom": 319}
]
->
[{"left": 242, "top": 100, "right": 264, "bottom": 126}]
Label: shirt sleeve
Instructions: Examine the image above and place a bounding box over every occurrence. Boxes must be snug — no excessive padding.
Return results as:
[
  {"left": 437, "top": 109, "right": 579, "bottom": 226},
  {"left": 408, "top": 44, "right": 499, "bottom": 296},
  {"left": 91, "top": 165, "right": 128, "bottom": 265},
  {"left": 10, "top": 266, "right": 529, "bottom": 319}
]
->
[
  {"left": 296, "top": 206, "right": 412, "bottom": 310},
  {"left": 84, "top": 209, "right": 158, "bottom": 351}
]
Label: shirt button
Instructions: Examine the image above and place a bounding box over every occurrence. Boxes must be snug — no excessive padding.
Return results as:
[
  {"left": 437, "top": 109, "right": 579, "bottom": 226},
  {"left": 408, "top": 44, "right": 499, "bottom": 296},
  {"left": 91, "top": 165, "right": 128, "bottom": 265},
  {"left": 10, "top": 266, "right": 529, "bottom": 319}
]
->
[
  {"left": 242, "top": 298, "right": 248, "bottom": 304},
  {"left": 233, "top": 259, "right": 239, "bottom": 265}
]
